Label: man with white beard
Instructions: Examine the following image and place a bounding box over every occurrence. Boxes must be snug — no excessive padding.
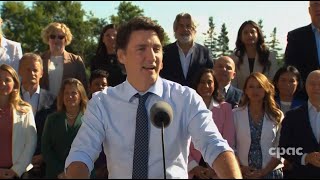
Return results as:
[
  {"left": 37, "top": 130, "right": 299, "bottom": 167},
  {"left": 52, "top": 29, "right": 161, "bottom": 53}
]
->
[{"left": 160, "top": 13, "right": 213, "bottom": 88}]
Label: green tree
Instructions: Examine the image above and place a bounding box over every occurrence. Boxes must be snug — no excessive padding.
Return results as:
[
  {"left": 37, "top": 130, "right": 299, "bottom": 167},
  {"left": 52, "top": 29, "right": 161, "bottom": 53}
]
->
[
  {"left": 203, "top": 16, "right": 218, "bottom": 59},
  {"left": 257, "top": 19, "right": 266, "bottom": 39},
  {"left": 0, "top": 1, "right": 106, "bottom": 67},
  {"left": 216, "top": 23, "right": 231, "bottom": 57},
  {"left": 110, "top": 1, "right": 170, "bottom": 45},
  {"left": 267, "top": 27, "right": 284, "bottom": 66},
  {"left": 110, "top": 1, "right": 144, "bottom": 26}
]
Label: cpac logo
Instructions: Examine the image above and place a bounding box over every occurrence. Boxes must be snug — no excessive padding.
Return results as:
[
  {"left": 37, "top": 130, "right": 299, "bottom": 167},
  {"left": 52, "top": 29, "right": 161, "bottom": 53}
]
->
[{"left": 269, "top": 147, "right": 303, "bottom": 159}]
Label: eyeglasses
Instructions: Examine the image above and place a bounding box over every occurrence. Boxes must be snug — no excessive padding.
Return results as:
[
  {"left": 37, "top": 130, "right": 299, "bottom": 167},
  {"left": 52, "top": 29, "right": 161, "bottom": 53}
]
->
[{"left": 49, "top": 34, "right": 65, "bottom": 40}]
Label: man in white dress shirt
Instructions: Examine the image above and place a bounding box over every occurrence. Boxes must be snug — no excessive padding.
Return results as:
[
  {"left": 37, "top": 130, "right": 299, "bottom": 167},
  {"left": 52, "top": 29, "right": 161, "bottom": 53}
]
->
[{"left": 64, "top": 16, "right": 242, "bottom": 179}]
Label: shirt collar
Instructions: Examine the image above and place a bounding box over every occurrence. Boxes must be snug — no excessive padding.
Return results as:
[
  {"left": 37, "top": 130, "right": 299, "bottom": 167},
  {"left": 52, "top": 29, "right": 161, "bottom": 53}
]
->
[
  {"left": 176, "top": 41, "right": 196, "bottom": 54},
  {"left": 21, "top": 85, "right": 41, "bottom": 96},
  {"left": 308, "top": 100, "right": 320, "bottom": 113},
  {"left": 311, "top": 24, "right": 320, "bottom": 33},
  {"left": 222, "top": 83, "right": 231, "bottom": 94},
  {"left": 208, "top": 98, "right": 220, "bottom": 110},
  {"left": 122, "top": 77, "right": 164, "bottom": 102}
]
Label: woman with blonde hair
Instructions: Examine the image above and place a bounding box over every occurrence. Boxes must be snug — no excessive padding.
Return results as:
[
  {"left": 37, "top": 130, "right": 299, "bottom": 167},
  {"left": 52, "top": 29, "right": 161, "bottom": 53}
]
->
[
  {"left": 41, "top": 78, "right": 89, "bottom": 178},
  {"left": 0, "top": 64, "right": 37, "bottom": 178},
  {"left": 233, "top": 72, "right": 283, "bottom": 178},
  {"left": 40, "top": 22, "right": 88, "bottom": 97}
]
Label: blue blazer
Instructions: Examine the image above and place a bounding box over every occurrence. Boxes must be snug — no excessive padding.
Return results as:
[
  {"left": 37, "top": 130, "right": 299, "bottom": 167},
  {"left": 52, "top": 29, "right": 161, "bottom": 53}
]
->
[
  {"left": 278, "top": 103, "right": 320, "bottom": 178},
  {"left": 274, "top": 95, "right": 305, "bottom": 114},
  {"left": 225, "top": 85, "right": 242, "bottom": 109},
  {"left": 160, "top": 42, "right": 213, "bottom": 87}
]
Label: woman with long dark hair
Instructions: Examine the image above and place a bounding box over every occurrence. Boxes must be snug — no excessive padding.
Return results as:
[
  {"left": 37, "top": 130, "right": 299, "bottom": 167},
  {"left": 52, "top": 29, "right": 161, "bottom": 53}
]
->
[
  {"left": 230, "top": 20, "right": 279, "bottom": 90},
  {"left": 90, "top": 24, "right": 126, "bottom": 86}
]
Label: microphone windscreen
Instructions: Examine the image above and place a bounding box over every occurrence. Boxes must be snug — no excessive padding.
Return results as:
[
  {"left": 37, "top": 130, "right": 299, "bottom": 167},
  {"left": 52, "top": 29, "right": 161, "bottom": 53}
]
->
[{"left": 150, "top": 101, "right": 173, "bottom": 128}]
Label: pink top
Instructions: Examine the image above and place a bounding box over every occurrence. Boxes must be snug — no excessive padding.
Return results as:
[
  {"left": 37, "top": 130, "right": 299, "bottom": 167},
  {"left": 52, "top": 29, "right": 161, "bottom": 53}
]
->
[{"left": 188, "top": 101, "right": 235, "bottom": 177}]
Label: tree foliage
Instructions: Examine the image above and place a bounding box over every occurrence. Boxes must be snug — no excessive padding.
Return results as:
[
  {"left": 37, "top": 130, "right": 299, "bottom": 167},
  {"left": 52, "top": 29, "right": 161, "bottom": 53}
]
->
[
  {"left": 267, "top": 27, "right": 284, "bottom": 66},
  {"left": 110, "top": 1, "right": 170, "bottom": 45},
  {"left": 216, "top": 23, "right": 231, "bottom": 57},
  {"left": 203, "top": 16, "right": 218, "bottom": 59},
  {"left": 0, "top": 1, "right": 106, "bottom": 67}
]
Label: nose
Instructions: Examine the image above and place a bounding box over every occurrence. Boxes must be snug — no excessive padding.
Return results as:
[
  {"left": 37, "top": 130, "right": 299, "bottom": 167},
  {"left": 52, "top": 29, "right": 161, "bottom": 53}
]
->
[{"left": 146, "top": 48, "right": 156, "bottom": 62}]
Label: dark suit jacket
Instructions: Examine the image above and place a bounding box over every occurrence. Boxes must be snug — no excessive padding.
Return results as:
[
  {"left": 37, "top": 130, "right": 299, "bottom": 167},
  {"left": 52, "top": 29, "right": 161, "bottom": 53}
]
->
[
  {"left": 285, "top": 24, "right": 319, "bottom": 83},
  {"left": 21, "top": 88, "right": 56, "bottom": 155},
  {"left": 225, "top": 85, "right": 242, "bottom": 109},
  {"left": 160, "top": 42, "right": 213, "bottom": 87},
  {"left": 278, "top": 103, "right": 320, "bottom": 178}
]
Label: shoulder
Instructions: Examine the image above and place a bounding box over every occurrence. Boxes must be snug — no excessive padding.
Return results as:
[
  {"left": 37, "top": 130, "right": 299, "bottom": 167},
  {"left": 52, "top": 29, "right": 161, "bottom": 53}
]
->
[
  {"left": 162, "top": 78, "right": 199, "bottom": 98},
  {"left": 232, "top": 106, "right": 246, "bottom": 114},
  {"left": 163, "top": 42, "right": 177, "bottom": 50},
  {"left": 288, "top": 24, "right": 312, "bottom": 36},
  {"left": 220, "top": 101, "right": 232, "bottom": 109},
  {"left": 229, "top": 86, "right": 243, "bottom": 97},
  {"left": 194, "top": 43, "right": 208, "bottom": 50},
  {"left": 3, "top": 37, "right": 21, "bottom": 47},
  {"left": 65, "top": 51, "right": 83, "bottom": 61}
]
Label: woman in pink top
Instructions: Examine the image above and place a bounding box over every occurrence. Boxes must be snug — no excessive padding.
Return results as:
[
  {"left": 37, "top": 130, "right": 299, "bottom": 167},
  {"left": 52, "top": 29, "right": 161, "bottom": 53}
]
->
[{"left": 188, "top": 68, "right": 235, "bottom": 179}]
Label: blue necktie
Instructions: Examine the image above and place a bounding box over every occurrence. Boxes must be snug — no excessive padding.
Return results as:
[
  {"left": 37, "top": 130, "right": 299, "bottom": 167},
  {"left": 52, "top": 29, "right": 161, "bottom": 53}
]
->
[{"left": 132, "top": 93, "right": 150, "bottom": 179}]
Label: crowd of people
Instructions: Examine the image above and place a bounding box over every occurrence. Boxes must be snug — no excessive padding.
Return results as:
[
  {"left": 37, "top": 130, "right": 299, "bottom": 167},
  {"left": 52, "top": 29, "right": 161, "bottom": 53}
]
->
[{"left": 1, "top": 1, "right": 320, "bottom": 179}]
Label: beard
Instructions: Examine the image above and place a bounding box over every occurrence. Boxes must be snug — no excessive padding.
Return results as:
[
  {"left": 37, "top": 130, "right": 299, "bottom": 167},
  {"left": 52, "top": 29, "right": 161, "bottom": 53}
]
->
[{"left": 176, "top": 34, "right": 193, "bottom": 44}]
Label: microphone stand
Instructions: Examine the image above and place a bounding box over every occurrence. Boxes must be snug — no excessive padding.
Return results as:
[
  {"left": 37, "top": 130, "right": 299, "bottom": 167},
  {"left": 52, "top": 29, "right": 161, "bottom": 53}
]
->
[{"left": 161, "top": 121, "right": 166, "bottom": 179}]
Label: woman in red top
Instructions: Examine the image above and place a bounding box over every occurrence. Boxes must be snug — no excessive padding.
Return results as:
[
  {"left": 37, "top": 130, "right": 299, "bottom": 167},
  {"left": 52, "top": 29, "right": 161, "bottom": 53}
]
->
[{"left": 0, "top": 64, "right": 37, "bottom": 178}]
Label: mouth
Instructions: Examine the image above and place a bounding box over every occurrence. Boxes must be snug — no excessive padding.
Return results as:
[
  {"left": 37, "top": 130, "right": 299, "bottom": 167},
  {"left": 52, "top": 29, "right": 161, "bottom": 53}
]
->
[{"left": 142, "top": 65, "right": 156, "bottom": 71}]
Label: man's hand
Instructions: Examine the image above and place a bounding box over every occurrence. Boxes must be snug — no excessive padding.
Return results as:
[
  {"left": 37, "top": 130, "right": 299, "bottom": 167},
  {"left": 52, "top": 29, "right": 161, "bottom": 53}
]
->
[{"left": 305, "top": 152, "right": 320, "bottom": 167}]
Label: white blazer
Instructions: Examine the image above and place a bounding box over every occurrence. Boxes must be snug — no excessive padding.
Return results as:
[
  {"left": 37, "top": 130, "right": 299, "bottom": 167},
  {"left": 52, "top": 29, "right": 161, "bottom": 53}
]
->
[
  {"left": 0, "top": 36, "right": 23, "bottom": 72},
  {"left": 233, "top": 106, "right": 283, "bottom": 170},
  {"left": 230, "top": 51, "right": 278, "bottom": 90},
  {"left": 11, "top": 107, "right": 37, "bottom": 177}
]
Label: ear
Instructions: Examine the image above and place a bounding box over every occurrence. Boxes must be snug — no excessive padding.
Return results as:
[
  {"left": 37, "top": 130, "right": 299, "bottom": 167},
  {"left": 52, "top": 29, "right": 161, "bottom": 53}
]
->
[
  {"left": 117, "top": 49, "right": 126, "bottom": 65},
  {"left": 231, "top": 71, "right": 236, "bottom": 80}
]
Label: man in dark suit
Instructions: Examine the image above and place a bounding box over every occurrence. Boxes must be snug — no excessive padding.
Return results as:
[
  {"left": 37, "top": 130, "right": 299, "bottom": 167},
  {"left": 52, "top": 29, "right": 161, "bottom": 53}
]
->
[
  {"left": 285, "top": 1, "right": 320, "bottom": 84},
  {"left": 160, "top": 12, "right": 213, "bottom": 87},
  {"left": 18, "top": 53, "right": 55, "bottom": 178},
  {"left": 213, "top": 56, "right": 242, "bottom": 108},
  {"left": 278, "top": 70, "right": 320, "bottom": 178}
]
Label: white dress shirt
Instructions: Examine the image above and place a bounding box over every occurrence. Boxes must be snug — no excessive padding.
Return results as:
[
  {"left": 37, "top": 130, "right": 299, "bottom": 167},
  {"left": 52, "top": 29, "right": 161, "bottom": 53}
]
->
[
  {"left": 177, "top": 42, "right": 195, "bottom": 79},
  {"left": 48, "top": 56, "right": 64, "bottom": 97},
  {"left": 65, "top": 77, "right": 232, "bottom": 179},
  {"left": 21, "top": 85, "right": 40, "bottom": 116}
]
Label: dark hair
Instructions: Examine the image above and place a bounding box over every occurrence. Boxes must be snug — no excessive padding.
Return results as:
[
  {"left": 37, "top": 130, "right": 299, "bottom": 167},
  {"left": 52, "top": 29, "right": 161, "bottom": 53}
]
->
[
  {"left": 234, "top": 20, "right": 270, "bottom": 73},
  {"left": 272, "top": 65, "right": 303, "bottom": 96},
  {"left": 192, "top": 68, "right": 225, "bottom": 103},
  {"left": 89, "top": 69, "right": 109, "bottom": 85},
  {"left": 95, "top": 24, "right": 117, "bottom": 56},
  {"left": 116, "top": 16, "right": 165, "bottom": 50}
]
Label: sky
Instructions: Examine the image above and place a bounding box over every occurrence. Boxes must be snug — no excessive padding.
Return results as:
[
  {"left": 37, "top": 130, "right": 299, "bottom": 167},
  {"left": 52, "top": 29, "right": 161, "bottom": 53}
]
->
[
  {"left": 0, "top": 1, "right": 311, "bottom": 53},
  {"left": 81, "top": 1, "right": 311, "bottom": 53}
]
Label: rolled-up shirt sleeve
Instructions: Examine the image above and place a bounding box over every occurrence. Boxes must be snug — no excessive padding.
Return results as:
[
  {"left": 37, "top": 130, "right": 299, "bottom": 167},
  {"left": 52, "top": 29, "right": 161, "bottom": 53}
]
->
[{"left": 65, "top": 95, "right": 106, "bottom": 172}]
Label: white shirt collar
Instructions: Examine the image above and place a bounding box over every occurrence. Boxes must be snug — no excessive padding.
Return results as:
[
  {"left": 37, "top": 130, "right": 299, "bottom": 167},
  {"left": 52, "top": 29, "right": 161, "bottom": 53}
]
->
[{"left": 21, "top": 84, "right": 41, "bottom": 96}]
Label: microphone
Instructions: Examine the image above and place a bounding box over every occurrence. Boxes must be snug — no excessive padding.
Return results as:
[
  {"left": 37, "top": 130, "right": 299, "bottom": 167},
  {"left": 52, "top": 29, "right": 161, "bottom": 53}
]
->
[
  {"left": 150, "top": 101, "right": 173, "bottom": 128},
  {"left": 150, "top": 101, "right": 173, "bottom": 179}
]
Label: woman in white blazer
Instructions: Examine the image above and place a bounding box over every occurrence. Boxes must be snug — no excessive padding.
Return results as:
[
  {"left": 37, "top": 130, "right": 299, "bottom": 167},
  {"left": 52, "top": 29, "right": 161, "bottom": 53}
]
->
[
  {"left": 0, "top": 17, "right": 23, "bottom": 72},
  {"left": 230, "top": 20, "right": 278, "bottom": 90},
  {"left": 0, "top": 64, "right": 37, "bottom": 178},
  {"left": 233, "top": 72, "right": 283, "bottom": 179}
]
